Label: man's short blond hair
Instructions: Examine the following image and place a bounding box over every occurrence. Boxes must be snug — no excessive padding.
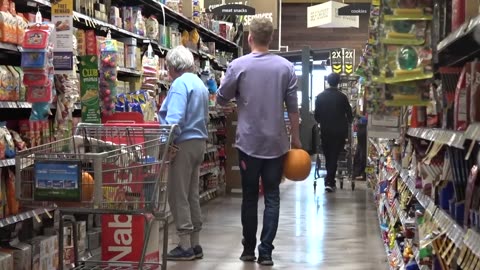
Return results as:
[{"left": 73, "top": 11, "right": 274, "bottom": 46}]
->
[{"left": 249, "top": 17, "right": 274, "bottom": 46}]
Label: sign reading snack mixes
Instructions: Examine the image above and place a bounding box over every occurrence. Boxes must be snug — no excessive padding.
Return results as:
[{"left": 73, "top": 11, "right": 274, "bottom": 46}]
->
[{"left": 79, "top": 56, "right": 101, "bottom": 123}]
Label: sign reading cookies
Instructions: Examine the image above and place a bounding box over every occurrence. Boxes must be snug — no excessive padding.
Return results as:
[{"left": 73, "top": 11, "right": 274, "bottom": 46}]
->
[{"left": 79, "top": 56, "right": 101, "bottom": 123}]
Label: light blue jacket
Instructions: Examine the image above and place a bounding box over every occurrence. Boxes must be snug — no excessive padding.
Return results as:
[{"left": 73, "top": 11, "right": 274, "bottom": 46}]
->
[{"left": 159, "top": 73, "right": 209, "bottom": 143}]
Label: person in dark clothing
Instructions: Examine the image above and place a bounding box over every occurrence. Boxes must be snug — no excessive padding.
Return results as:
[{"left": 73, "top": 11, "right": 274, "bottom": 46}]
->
[{"left": 314, "top": 73, "right": 353, "bottom": 192}]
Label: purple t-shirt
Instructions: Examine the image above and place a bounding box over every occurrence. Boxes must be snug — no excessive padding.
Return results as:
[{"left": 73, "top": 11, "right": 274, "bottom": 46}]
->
[{"left": 217, "top": 52, "right": 298, "bottom": 158}]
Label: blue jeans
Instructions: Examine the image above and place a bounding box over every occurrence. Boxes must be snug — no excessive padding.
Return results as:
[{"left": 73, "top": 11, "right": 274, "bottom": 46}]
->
[{"left": 238, "top": 150, "right": 284, "bottom": 256}]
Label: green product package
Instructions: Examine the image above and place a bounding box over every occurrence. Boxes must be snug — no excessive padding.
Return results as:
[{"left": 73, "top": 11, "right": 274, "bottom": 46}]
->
[
  {"left": 79, "top": 55, "right": 101, "bottom": 123},
  {"left": 384, "top": 80, "right": 431, "bottom": 106},
  {"left": 381, "top": 20, "right": 431, "bottom": 45},
  {"left": 375, "top": 44, "right": 433, "bottom": 84}
]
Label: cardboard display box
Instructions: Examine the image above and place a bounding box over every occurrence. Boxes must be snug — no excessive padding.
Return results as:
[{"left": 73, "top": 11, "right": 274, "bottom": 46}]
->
[{"left": 225, "top": 109, "right": 241, "bottom": 193}]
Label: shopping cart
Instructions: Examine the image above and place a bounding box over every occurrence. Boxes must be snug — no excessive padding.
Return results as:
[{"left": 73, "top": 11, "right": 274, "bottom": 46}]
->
[
  {"left": 313, "top": 125, "right": 355, "bottom": 191},
  {"left": 15, "top": 123, "right": 177, "bottom": 270}
]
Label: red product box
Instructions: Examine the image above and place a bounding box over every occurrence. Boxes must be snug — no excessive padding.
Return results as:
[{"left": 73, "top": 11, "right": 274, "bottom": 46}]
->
[
  {"left": 219, "top": 23, "right": 227, "bottom": 39},
  {"left": 100, "top": 122, "right": 161, "bottom": 266},
  {"left": 451, "top": 0, "right": 465, "bottom": 31},
  {"left": 85, "top": 30, "right": 97, "bottom": 55}
]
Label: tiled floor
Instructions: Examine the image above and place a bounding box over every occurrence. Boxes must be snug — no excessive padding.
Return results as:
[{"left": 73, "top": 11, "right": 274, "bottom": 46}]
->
[{"left": 166, "top": 178, "right": 387, "bottom": 270}]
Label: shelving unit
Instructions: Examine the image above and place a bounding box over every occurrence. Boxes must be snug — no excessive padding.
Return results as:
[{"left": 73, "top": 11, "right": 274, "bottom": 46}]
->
[
  {"left": 437, "top": 14, "right": 480, "bottom": 66},
  {"left": 359, "top": 0, "right": 480, "bottom": 267},
  {"left": 0, "top": 0, "right": 239, "bottom": 268}
]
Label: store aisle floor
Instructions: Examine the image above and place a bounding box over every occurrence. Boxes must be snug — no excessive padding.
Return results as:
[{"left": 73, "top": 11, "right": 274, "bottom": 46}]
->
[{"left": 166, "top": 179, "right": 387, "bottom": 270}]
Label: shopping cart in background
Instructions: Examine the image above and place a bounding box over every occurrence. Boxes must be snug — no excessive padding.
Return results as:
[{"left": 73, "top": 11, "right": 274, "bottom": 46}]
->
[
  {"left": 313, "top": 124, "right": 354, "bottom": 191},
  {"left": 15, "top": 121, "right": 177, "bottom": 270}
]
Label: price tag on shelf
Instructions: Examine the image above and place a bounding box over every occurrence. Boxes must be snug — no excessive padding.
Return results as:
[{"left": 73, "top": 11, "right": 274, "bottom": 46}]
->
[
  {"left": 450, "top": 224, "right": 465, "bottom": 247},
  {"left": 18, "top": 212, "right": 27, "bottom": 221},
  {"left": 426, "top": 201, "right": 437, "bottom": 217}
]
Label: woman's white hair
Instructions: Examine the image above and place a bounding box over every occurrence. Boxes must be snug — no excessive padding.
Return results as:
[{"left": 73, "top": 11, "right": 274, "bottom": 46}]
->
[{"left": 166, "top": 45, "right": 195, "bottom": 72}]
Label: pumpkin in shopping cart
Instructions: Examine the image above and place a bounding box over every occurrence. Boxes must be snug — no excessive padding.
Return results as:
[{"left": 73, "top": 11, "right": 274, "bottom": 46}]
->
[
  {"left": 283, "top": 149, "right": 311, "bottom": 181},
  {"left": 82, "top": 171, "right": 94, "bottom": 201}
]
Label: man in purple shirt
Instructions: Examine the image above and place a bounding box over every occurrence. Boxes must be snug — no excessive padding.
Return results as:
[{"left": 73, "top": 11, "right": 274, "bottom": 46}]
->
[{"left": 217, "top": 17, "right": 301, "bottom": 266}]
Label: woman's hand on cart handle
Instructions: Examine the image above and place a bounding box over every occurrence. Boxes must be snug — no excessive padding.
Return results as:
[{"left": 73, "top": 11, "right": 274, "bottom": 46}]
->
[{"left": 169, "top": 145, "right": 179, "bottom": 160}]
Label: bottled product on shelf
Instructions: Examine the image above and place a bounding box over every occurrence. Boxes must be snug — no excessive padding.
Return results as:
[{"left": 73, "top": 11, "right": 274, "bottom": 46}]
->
[
  {"left": 0, "top": 0, "right": 241, "bottom": 268},
  {"left": 361, "top": 0, "right": 480, "bottom": 268}
]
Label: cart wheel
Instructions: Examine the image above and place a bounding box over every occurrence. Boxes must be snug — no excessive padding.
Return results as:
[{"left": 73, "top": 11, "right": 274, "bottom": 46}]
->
[{"left": 352, "top": 181, "right": 355, "bottom": 191}]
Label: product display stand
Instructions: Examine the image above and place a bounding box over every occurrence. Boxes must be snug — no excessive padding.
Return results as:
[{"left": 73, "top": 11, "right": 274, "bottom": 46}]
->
[
  {"left": 359, "top": 0, "right": 480, "bottom": 269},
  {"left": 0, "top": 0, "right": 240, "bottom": 268}
]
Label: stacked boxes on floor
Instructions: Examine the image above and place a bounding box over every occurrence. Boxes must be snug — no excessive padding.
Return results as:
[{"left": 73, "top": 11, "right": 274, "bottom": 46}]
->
[{"left": 225, "top": 109, "right": 241, "bottom": 193}]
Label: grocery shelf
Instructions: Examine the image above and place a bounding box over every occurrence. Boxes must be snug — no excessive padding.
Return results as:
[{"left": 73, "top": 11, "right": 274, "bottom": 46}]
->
[
  {"left": 396, "top": 166, "right": 466, "bottom": 247},
  {"left": 0, "top": 158, "right": 15, "bottom": 168},
  {"left": 407, "top": 127, "right": 465, "bottom": 149},
  {"left": 463, "top": 229, "right": 480, "bottom": 259},
  {"left": 26, "top": 0, "right": 149, "bottom": 41},
  {"left": 200, "top": 187, "right": 220, "bottom": 202},
  {"left": 464, "top": 122, "right": 480, "bottom": 141},
  {"left": 437, "top": 14, "right": 480, "bottom": 66},
  {"left": 28, "top": 0, "right": 239, "bottom": 51},
  {"left": 0, "top": 42, "right": 20, "bottom": 53},
  {"left": 368, "top": 129, "right": 401, "bottom": 140},
  {"left": 24, "top": 0, "right": 235, "bottom": 68},
  {"left": 137, "top": 0, "right": 239, "bottom": 50},
  {"left": 392, "top": 241, "right": 405, "bottom": 269},
  {"left": 206, "top": 145, "right": 218, "bottom": 154},
  {"left": 0, "top": 101, "right": 81, "bottom": 110},
  {"left": 408, "top": 123, "right": 480, "bottom": 148},
  {"left": 0, "top": 207, "right": 54, "bottom": 229},
  {"left": 200, "top": 166, "right": 219, "bottom": 177},
  {"left": 117, "top": 67, "right": 142, "bottom": 77}
]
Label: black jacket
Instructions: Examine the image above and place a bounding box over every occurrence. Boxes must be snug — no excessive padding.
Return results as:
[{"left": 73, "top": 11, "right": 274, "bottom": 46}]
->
[{"left": 314, "top": 88, "right": 353, "bottom": 137}]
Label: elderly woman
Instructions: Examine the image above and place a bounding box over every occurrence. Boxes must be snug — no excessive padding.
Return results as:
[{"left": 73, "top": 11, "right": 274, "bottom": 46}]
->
[{"left": 158, "top": 45, "right": 209, "bottom": 261}]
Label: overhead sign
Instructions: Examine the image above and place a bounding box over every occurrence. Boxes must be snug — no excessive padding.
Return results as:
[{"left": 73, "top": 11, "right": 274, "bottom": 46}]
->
[
  {"left": 338, "top": 3, "right": 371, "bottom": 16},
  {"left": 330, "top": 48, "right": 356, "bottom": 74},
  {"left": 212, "top": 4, "right": 255, "bottom": 16},
  {"left": 330, "top": 48, "right": 343, "bottom": 74},
  {"left": 205, "top": 0, "right": 278, "bottom": 29},
  {"left": 342, "top": 48, "right": 355, "bottom": 74},
  {"left": 307, "top": 1, "right": 359, "bottom": 28}
]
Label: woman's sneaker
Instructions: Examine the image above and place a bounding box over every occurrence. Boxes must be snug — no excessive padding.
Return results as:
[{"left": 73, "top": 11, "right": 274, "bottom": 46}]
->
[
  {"left": 166, "top": 246, "right": 196, "bottom": 261},
  {"left": 193, "top": 245, "right": 203, "bottom": 259}
]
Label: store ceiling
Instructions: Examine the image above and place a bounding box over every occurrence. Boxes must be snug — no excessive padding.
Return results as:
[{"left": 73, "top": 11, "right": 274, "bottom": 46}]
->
[{"left": 283, "top": 0, "right": 371, "bottom": 3}]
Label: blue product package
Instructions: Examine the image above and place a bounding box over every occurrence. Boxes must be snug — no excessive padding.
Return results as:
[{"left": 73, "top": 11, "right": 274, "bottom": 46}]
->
[
  {"left": 21, "top": 50, "right": 48, "bottom": 68},
  {"left": 455, "top": 202, "right": 464, "bottom": 226},
  {"left": 439, "top": 181, "right": 454, "bottom": 210}
]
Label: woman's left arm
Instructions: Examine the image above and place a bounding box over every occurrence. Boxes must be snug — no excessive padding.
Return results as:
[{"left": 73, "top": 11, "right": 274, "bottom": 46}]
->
[{"left": 160, "top": 81, "right": 188, "bottom": 132}]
